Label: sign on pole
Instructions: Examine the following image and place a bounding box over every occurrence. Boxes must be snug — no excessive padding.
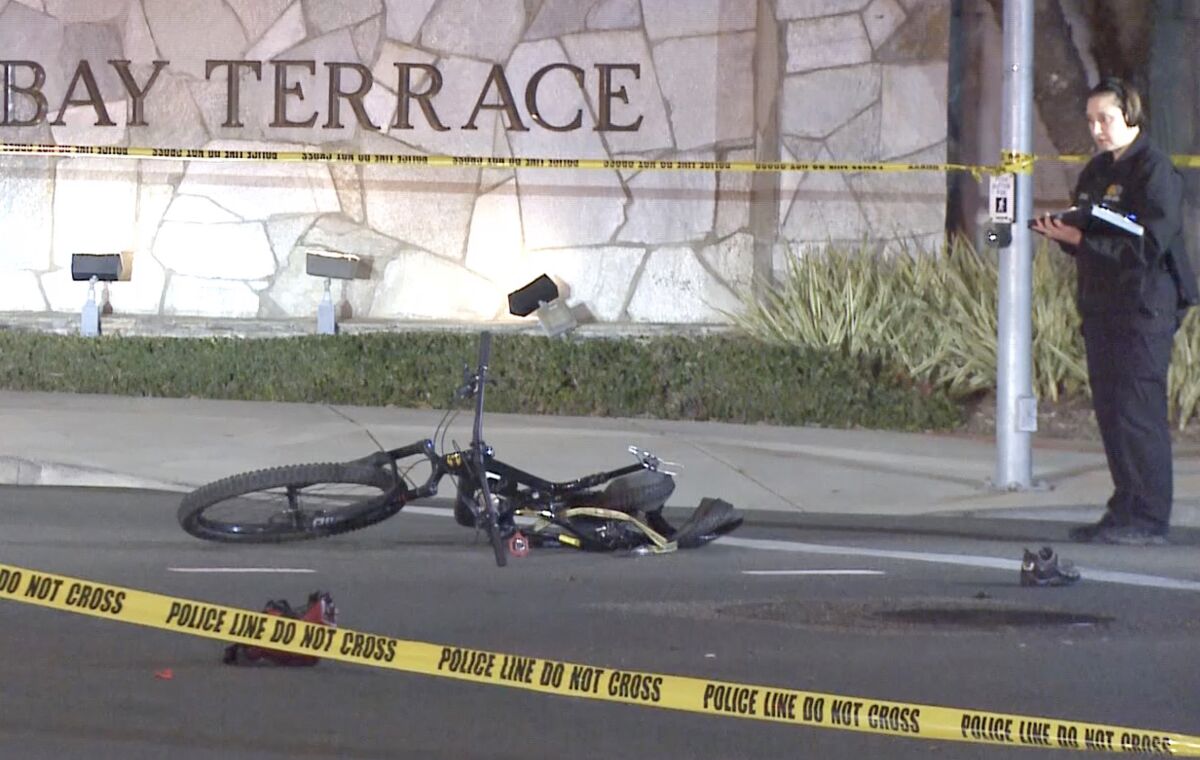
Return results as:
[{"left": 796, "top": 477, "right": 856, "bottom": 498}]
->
[{"left": 988, "top": 173, "right": 1015, "bottom": 224}]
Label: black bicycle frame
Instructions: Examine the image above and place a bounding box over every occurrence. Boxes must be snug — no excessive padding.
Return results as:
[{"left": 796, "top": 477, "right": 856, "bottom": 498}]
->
[
  {"left": 476, "top": 459, "right": 646, "bottom": 503},
  {"left": 358, "top": 330, "right": 650, "bottom": 510}
]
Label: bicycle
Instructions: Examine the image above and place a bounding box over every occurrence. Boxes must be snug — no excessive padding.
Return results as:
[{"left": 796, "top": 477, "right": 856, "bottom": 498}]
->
[{"left": 178, "top": 331, "right": 742, "bottom": 567}]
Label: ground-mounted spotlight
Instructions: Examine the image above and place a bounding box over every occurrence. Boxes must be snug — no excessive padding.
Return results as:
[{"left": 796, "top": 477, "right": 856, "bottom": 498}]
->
[
  {"left": 507, "top": 274, "right": 576, "bottom": 337},
  {"left": 305, "top": 250, "right": 362, "bottom": 335},
  {"left": 71, "top": 254, "right": 123, "bottom": 336}
]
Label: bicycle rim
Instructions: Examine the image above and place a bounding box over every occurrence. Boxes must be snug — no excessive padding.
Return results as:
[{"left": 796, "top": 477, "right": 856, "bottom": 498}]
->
[{"left": 179, "top": 463, "right": 400, "bottom": 543}]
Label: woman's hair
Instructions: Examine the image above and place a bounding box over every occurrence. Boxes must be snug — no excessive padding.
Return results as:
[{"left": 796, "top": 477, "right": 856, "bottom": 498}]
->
[{"left": 1088, "top": 77, "right": 1144, "bottom": 128}]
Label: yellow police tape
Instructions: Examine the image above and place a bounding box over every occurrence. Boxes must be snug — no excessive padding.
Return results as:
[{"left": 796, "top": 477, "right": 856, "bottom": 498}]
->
[
  {"left": 0, "top": 141, "right": 992, "bottom": 175},
  {"left": 3, "top": 141, "right": 1200, "bottom": 176},
  {"left": 0, "top": 561, "right": 1195, "bottom": 756}
]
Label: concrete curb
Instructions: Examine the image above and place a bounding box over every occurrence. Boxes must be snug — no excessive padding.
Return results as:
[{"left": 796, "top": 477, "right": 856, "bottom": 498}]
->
[{"left": 0, "top": 457, "right": 186, "bottom": 493}]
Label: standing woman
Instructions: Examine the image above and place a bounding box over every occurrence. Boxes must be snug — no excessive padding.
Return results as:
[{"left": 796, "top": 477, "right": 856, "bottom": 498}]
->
[{"left": 1032, "top": 77, "right": 1197, "bottom": 545}]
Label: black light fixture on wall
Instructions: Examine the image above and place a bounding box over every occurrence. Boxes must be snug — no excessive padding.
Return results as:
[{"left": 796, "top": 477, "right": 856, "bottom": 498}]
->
[
  {"left": 71, "top": 253, "right": 123, "bottom": 337},
  {"left": 305, "top": 250, "right": 362, "bottom": 335},
  {"left": 507, "top": 273, "right": 577, "bottom": 337}
]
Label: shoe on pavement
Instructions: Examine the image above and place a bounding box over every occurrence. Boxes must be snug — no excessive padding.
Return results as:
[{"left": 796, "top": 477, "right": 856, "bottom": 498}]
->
[
  {"left": 1097, "top": 525, "right": 1168, "bottom": 547},
  {"left": 1020, "top": 546, "right": 1081, "bottom": 587}
]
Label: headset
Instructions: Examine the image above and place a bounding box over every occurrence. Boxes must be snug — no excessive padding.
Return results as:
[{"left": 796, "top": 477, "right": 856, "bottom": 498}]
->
[{"left": 1089, "top": 77, "right": 1143, "bottom": 128}]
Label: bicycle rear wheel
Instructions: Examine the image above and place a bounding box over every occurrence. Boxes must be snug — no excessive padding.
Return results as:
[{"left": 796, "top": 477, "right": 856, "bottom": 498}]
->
[
  {"left": 593, "top": 470, "right": 675, "bottom": 513},
  {"left": 179, "top": 462, "right": 400, "bottom": 543}
]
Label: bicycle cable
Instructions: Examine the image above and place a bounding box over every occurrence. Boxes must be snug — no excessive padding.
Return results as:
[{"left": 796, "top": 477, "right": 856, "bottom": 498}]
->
[
  {"left": 325, "top": 404, "right": 387, "bottom": 454},
  {"left": 435, "top": 406, "right": 460, "bottom": 457},
  {"left": 436, "top": 383, "right": 496, "bottom": 544},
  {"left": 325, "top": 405, "right": 433, "bottom": 492}
]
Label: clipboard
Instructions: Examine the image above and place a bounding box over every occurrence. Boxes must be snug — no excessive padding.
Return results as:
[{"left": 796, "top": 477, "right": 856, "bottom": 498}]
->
[{"left": 1027, "top": 204, "right": 1144, "bottom": 237}]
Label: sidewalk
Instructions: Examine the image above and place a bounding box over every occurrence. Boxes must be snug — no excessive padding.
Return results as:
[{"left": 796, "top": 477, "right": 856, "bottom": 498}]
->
[{"left": 2, "top": 389, "right": 1200, "bottom": 527}]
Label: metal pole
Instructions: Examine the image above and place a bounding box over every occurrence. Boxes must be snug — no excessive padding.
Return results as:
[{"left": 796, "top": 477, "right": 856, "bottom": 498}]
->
[
  {"left": 2, "top": 64, "right": 10, "bottom": 123},
  {"left": 994, "top": 0, "right": 1035, "bottom": 490}
]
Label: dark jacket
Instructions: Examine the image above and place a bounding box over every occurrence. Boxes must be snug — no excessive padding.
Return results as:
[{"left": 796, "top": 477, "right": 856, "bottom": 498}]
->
[{"left": 1062, "top": 132, "right": 1197, "bottom": 330}]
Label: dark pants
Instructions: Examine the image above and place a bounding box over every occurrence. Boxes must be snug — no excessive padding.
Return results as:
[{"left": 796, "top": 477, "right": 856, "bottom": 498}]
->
[{"left": 1082, "top": 321, "right": 1176, "bottom": 533}]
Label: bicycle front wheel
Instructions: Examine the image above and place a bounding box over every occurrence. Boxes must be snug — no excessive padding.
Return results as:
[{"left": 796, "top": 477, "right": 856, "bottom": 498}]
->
[
  {"left": 475, "top": 488, "right": 508, "bottom": 567},
  {"left": 179, "top": 462, "right": 400, "bottom": 543}
]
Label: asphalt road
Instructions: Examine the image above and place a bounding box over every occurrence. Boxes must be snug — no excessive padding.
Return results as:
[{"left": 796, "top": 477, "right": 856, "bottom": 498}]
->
[{"left": 3, "top": 485, "right": 1200, "bottom": 759}]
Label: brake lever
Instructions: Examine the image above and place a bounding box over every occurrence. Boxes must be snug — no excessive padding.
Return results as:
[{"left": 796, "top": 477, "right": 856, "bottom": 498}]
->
[
  {"left": 627, "top": 445, "right": 679, "bottom": 476},
  {"left": 454, "top": 365, "right": 478, "bottom": 400}
]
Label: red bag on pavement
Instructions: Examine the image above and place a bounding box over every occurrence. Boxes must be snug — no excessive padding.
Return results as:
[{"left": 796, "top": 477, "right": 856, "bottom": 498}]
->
[{"left": 223, "top": 592, "right": 337, "bottom": 666}]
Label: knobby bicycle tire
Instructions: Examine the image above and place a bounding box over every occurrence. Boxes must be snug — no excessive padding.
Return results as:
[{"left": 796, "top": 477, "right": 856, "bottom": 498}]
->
[
  {"left": 661, "top": 497, "right": 743, "bottom": 548},
  {"left": 178, "top": 462, "right": 401, "bottom": 543},
  {"left": 476, "top": 487, "right": 508, "bottom": 567},
  {"left": 486, "top": 508, "right": 508, "bottom": 567},
  {"left": 592, "top": 470, "right": 675, "bottom": 513}
]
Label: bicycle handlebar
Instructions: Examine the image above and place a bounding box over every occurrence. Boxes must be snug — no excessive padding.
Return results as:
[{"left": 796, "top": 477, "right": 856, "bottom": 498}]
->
[
  {"left": 472, "top": 330, "right": 491, "bottom": 448},
  {"left": 351, "top": 333, "right": 497, "bottom": 507},
  {"left": 358, "top": 333, "right": 498, "bottom": 505}
]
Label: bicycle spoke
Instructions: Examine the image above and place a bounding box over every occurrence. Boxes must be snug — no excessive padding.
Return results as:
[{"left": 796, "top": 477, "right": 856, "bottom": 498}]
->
[{"left": 195, "top": 482, "right": 383, "bottom": 535}]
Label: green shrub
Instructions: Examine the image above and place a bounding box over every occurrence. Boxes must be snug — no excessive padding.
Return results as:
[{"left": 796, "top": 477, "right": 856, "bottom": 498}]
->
[
  {"left": 889, "top": 236, "right": 1087, "bottom": 403},
  {"left": 733, "top": 235, "right": 1200, "bottom": 428},
  {"left": 0, "top": 329, "right": 963, "bottom": 432},
  {"left": 1169, "top": 308, "right": 1200, "bottom": 425}
]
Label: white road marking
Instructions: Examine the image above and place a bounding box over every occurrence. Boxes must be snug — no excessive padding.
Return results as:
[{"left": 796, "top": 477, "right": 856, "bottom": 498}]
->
[
  {"left": 402, "top": 505, "right": 1200, "bottom": 592},
  {"left": 1072, "top": 568, "right": 1200, "bottom": 591},
  {"left": 404, "top": 504, "right": 537, "bottom": 525},
  {"left": 718, "top": 536, "right": 1200, "bottom": 592},
  {"left": 168, "top": 568, "right": 315, "bottom": 574},
  {"left": 404, "top": 506, "right": 454, "bottom": 518},
  {"left": 743, "top": 570, "right": 885, "bottom": 576}
]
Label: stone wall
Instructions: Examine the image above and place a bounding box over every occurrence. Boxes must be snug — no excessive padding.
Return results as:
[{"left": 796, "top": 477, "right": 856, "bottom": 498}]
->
[
  {"left": 0, "top": 0, "right": 950, "bottom": 326},
  {"left": 776, "top": 0, "right": 949, "bottom": 275}
]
